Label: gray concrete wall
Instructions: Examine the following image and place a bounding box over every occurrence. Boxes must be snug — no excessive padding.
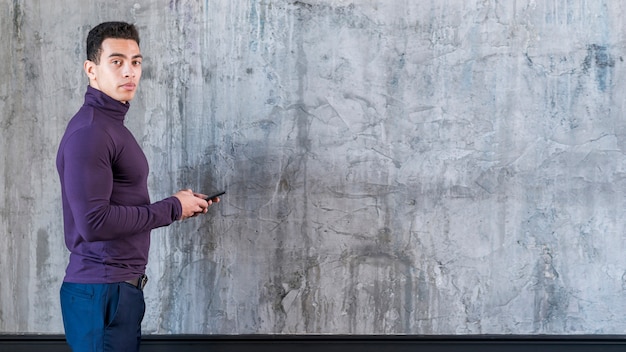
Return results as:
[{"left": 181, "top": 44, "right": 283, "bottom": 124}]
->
[{"left": 2, "top": 0, "right": 626, "bottom": 335}]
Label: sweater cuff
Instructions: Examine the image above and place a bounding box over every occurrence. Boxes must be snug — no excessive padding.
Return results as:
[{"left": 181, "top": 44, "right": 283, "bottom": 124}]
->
[{"left": 168, "top": 196, "right": 183, "bottom": 221}]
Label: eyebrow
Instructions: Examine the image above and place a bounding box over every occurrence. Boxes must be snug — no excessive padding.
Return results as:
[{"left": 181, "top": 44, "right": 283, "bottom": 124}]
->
[{"left": 108, "top": 53, "right": 143, "bottom": 60}]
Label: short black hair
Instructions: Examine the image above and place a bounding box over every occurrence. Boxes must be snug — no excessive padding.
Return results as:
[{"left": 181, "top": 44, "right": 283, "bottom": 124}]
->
[{"left": 86, "top": 21, "right": 140, "bottom": 64}]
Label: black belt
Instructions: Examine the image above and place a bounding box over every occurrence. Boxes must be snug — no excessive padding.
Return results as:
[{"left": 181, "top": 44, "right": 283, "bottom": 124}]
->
[{"left": 125, "top": 274, "right": 148, "bottom": 290}]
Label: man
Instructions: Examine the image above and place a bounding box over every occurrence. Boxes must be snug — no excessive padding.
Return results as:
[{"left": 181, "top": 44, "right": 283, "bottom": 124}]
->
[{"left": 56, "top": 22, "right": 217, "bottom": 351}]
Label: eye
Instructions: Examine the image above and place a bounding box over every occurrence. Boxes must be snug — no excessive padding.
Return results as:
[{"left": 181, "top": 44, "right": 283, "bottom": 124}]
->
[
  {"left": 111, "top": 59, "right": 121, "bottom": 65},
  {"left": 132, "top": 60, "right": 142, "bottom": 66}
]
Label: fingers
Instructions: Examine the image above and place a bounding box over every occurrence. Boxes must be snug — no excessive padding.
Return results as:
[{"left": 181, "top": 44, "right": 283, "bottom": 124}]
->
[{"left": 193, "top": 191, "right": 207, "bottom": 199}]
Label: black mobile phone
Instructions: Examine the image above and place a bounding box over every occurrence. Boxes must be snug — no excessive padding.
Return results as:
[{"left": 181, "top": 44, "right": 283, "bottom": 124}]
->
[{"left": 205, "top": 190, "right": 226, "bottom": 201}]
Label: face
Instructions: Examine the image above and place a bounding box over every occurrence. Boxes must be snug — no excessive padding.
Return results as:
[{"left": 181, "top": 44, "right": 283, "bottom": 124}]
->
[{"left": 84, "top": 38, "right": 142, "bottom": 103}]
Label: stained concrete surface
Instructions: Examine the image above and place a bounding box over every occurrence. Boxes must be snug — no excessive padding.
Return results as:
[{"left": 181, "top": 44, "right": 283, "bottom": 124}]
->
[{"left": 2, "top": 0, "right": 626, "bottom": 334}]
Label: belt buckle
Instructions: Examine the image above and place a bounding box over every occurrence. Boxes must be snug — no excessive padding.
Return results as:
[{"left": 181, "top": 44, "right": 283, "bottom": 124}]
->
[{"left": 138, "top": 274, "right": 148, "bottom": 290}]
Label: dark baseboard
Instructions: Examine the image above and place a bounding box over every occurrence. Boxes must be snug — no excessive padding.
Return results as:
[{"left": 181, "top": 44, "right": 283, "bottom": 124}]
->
[{"left": 1, "top": 334, "right": 626, "bottom": 352}]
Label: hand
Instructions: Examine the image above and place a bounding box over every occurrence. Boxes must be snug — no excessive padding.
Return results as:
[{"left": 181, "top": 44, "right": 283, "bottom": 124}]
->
[{"left": 173, "top": 189, "right": 210, "bottom": 220}]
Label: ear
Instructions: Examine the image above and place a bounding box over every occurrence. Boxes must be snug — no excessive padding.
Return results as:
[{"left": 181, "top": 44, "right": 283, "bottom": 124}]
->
[{"left": 84, "top": 60, "right": 97, "bottom": 81}]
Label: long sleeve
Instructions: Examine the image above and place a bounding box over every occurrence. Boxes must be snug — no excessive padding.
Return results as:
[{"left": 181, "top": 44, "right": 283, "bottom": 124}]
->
[{"left": 61, "top": 123, "right": 181, "bottom": 242}]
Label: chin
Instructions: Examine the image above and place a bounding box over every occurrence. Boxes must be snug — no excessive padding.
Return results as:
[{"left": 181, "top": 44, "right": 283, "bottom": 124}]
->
[{"left": 119, "top": 93, "right": 136, "bottom": 102}]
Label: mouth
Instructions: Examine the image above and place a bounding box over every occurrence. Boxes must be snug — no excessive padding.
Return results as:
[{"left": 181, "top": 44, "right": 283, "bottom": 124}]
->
[{"left": 121, "top": 83, "right": 136, "bottom": 91}]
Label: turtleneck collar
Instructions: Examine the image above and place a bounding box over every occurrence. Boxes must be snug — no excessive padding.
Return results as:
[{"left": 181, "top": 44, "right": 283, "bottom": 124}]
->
[{"left": 84, "top": 85, "right": 130, "bottom": 122}]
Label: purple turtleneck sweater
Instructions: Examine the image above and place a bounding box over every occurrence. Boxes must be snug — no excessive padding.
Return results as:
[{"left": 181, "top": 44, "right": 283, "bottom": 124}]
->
[{"left": 56, "top": 86, "right": 182, "bottom": 283}]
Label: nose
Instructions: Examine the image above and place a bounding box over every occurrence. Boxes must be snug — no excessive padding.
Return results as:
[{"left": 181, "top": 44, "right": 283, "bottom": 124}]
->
[{"left": 122, "top": 62, "right": 135, "bottom": 78}]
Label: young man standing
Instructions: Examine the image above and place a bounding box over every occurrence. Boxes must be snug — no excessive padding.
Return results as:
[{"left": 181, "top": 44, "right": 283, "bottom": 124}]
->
[{"left": 56, "top": 22, "right": 216, "bottom": 351}]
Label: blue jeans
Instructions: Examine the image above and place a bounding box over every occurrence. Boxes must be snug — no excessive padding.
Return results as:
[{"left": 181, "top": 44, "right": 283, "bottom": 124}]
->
[{"left": 60, "top": 282, "right": 146, "bottom": 352}]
